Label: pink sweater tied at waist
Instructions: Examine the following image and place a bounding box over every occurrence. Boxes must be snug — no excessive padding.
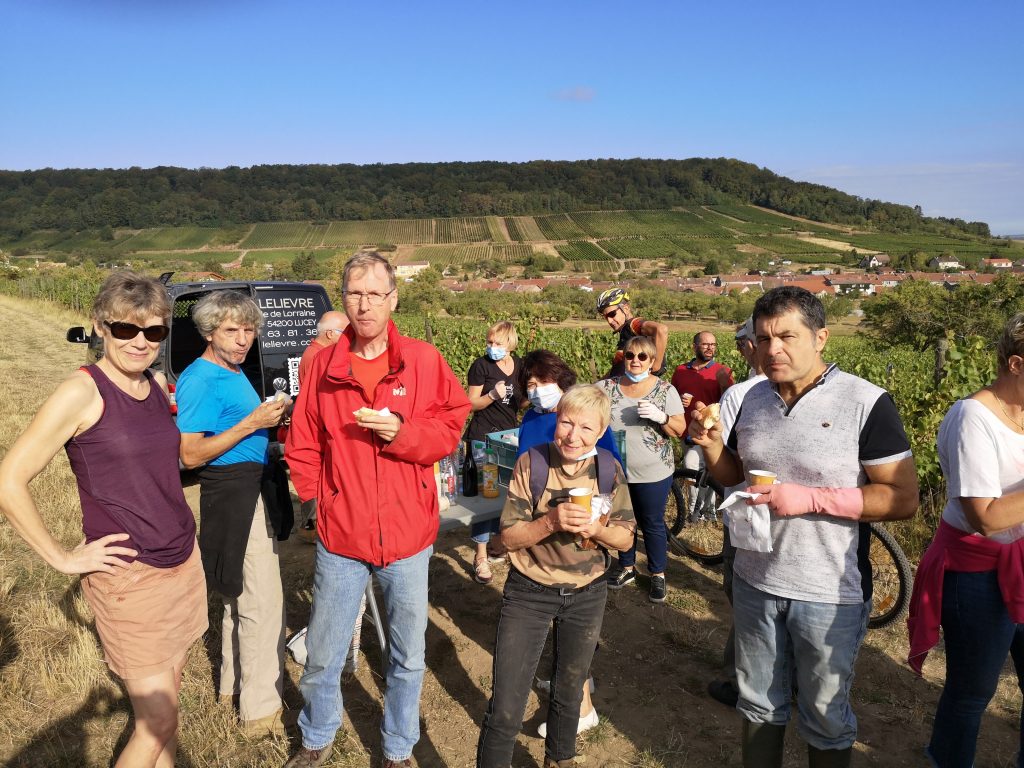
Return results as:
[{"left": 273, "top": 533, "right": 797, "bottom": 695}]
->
[{"left": 907, "top": 519, "right": 1024, "bottom": 674}]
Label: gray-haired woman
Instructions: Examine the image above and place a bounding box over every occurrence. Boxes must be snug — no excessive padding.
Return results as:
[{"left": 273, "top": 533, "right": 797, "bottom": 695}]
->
[{"left": 176, "top": 290, "right": 291, "bottom": 735}]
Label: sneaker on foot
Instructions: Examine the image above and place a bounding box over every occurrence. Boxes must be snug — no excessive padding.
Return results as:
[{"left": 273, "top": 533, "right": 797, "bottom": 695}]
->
[
  {"left": 707, "top": 679, "right": 740, "bottom": 708},
  {"left": 283, "top": 745, "right": 332, "bottom": 767},
  {"left": 473, "top": 557, "right": 493, "bottom": 585},
  {"left": 537, "top": 707, "right": 600, "bottom": 738},
  {"left": 649, "top": 574, "right": 667, "bottom": 603},
  {"left": 607, "top": 568, "right": 636, "bottom": 589}
]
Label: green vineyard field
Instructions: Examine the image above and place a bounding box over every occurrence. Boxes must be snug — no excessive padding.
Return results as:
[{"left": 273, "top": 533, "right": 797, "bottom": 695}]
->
[{"left": 554, "top": 241, "right": 612, "bottom": 262}]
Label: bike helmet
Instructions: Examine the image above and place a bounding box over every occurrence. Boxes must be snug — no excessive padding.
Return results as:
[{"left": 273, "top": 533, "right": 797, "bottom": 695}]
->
[{"left": 596, "top": 287, "right": 629, "bottom": 313}]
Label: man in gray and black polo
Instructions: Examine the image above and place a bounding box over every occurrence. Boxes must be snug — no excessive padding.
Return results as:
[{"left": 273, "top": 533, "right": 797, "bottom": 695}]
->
[{"left": 690, "top": 286, "right": 918, "bottom": 768}]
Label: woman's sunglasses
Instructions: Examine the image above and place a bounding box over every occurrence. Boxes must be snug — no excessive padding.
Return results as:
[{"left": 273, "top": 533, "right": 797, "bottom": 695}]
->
[
  {"left": 624, "top": 351, "right": 650, "bottom": 361},
  {"left": 104, "top": 320, "right": 170, "bottom": 343}
]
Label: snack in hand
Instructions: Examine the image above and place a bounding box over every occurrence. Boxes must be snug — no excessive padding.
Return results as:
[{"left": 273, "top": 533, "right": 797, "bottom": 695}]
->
[
  {"left": 353, "top": 407, "right": 378, "bottom": 419},
  {"left": 697, "top": 402, "right": 720, "bottom": 429}
]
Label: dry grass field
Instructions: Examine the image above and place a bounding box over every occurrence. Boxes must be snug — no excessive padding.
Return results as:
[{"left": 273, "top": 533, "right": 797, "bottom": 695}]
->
[{"left": 0, "top": 294, "right": 1021, "bottom": 767}]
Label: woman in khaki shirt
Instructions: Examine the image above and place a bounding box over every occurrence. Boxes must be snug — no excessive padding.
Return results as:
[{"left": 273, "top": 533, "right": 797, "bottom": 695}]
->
[{"left": 475, "top": 385, "right": 635, "bottom": 768}]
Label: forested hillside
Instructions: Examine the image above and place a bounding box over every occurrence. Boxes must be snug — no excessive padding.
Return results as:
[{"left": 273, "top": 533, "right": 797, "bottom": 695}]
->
[{"left": 0, "top": 158, "right": 991, "bottom": 238}]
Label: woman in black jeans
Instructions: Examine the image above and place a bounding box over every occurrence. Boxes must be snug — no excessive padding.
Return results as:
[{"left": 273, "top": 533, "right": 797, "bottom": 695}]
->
[{"left": 476, "top": 385, "right": 635, "bottom": 768}]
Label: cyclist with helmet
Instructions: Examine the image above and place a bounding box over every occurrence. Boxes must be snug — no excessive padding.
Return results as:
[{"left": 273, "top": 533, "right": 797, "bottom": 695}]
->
[{"left": 595, "top": 288, "right": 669, "bottom": 379}]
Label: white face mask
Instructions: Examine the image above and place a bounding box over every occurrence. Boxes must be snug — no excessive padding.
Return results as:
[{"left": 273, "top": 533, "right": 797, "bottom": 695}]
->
[
  {"left": 561, "top": 447, "right": 598, "bottom": 462},
  {"left": 486, "top": 344, "right": 507, "bottom": 361},
  {"left": 529, "top": 383, "right": 562, "bottom": 411},
  {"left": 624, "top": 370, "right": 650, "bottom": 383}
]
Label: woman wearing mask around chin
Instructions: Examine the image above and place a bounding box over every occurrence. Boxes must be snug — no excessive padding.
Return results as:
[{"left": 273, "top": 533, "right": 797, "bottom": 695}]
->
[
  {"left": 476, "top": 385, "right": 635, "bottom": 768},
  {"left": 464, "top": 321, "right": 524, "bottom": 584},
  {"left": 597, "top": 336, "right": 685, "bottom": 603}
]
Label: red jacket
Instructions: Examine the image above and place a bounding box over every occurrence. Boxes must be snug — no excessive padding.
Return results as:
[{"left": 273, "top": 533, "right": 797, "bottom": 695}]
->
[{"left": 286, "top": 321, "right": 470, "bottom": 565}]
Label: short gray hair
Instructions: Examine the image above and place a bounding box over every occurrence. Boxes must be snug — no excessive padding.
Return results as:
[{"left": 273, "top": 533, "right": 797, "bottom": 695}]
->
[
  {"left": 192, "top": 290, "right": 264, "bottom": 338},
  {"left": 342, "top": 251, "right": 396, "bottom": 292}
]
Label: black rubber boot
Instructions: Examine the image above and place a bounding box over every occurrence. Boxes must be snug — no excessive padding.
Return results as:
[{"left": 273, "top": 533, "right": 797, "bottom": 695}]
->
[
  {"left": 741, "top": 720, "right": 786, "bottom": 768},
  {"left": 808, "top": 744, "right": 853, "bottom": 768}
]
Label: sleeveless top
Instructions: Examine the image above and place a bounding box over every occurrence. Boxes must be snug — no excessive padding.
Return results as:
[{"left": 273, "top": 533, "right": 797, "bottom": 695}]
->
[{"left": 65, "top": 365, "right": 195, "bottom": 568}]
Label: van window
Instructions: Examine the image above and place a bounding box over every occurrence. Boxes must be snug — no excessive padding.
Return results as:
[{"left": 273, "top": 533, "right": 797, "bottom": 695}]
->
[{"left": 254, "top": 286, "right": 331, "bottom": 397}]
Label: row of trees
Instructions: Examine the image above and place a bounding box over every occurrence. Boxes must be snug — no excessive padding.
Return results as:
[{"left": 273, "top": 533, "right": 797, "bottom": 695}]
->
[
  {"left": 394, "top": 269, "right": 853, "bottom": 326},
  {"left": 861, "top": 273, "right": 1024, "bottom": 350},
  {"left": 0, "top": 159, "right": 992, "bottom": 240}
]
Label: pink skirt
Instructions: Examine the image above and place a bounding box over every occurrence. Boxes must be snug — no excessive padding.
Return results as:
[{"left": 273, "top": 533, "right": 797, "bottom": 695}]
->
[{"left": 81, "top": 543, "right": 208, "bottom": 680}]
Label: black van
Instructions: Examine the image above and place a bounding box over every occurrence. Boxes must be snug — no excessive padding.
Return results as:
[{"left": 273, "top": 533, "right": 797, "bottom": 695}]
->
[{"left": 67, "top": 275, "right": 334, "bottom": 451}]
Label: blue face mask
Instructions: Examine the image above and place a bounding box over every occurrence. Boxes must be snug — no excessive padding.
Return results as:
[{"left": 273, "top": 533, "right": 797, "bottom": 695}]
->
[
  {"left": 486, "top": 345, "right": 507, "bottom": 362},
  {"left": 624, "top": 370, "right": 650, "bottom": 383}
]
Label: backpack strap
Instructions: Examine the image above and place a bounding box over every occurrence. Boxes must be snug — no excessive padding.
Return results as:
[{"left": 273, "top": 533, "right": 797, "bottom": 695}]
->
[
  {"left": 527, "top": 443, "right": 617, "bottom": 507},
  {"left": 528, "top": 444, "right": 550, "bottom": 507},
  {"left": 594, "top": 446, "right": 616, "bottom": 496}
]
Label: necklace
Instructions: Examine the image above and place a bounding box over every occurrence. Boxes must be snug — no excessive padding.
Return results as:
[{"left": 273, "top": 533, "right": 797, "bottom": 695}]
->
[{"left": 994, "top": 391, "right": 1024, "bottom": 432}]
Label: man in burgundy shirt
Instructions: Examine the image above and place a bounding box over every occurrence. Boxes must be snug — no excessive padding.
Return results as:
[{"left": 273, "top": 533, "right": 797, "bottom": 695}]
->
[{"left": 671, "top": 331, "right": 734, "bottom": 510}]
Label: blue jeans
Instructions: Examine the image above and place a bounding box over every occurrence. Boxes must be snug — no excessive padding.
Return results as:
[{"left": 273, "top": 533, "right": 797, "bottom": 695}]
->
[
  {"left": 471, "top": 517, "right": 500, "bottom": 545},
  {"left": 476, "top": 569, "right": 607, "bottom": 767},
  {"left": 617, "top": 476, "right": 673, "bottom": 574},
  {"left": 927, "top": 570, "right": 1024, "bottom": 768},
  {"left": 733, "top": 576, "right": 869, "bottom": 750},
  {"left": 298, "top": 542, "right": 432, "bottom": 761}
]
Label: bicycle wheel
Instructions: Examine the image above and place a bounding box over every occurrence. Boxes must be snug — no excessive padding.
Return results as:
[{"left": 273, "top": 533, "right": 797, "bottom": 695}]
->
[
  {"left": 666, "top": 475, "right": 725, "bottom": 566},
  {"left": 867, "top": 523, "right": 912, "bottom": 630}
]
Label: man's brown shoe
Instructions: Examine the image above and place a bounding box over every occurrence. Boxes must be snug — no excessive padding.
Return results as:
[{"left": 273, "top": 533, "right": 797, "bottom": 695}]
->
[
  {"left": 283, "top": 745, "right": 333, "bottom": 767},
  {"left": 382, "top": 759, "right": 414, "bottom": 768}
]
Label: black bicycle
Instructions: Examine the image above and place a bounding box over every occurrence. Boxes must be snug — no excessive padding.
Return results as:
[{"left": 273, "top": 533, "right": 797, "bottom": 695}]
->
[
  {"left": 665, "top": 465, "right": 726, "bottom": 566},
  {"left": 663, "top": 465, "right": 912, "bottom": 630},
  {"left": 865, "top": 522, "right": 913, "bottom": 630}
]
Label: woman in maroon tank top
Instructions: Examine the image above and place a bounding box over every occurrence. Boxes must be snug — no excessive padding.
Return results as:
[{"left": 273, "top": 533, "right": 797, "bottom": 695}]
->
[{"left": 0, "top": 272, "right": 207, "bottom": 768}]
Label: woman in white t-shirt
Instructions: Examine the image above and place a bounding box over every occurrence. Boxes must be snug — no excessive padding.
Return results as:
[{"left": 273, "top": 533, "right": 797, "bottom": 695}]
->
[{"left": 908, "top": 313, "right": 1024, "bottom": 767}]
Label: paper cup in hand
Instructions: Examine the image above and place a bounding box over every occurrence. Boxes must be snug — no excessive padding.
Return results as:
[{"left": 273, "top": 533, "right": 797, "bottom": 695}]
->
[
  {"left": 569, "top": 488, "right": 592, "bottom": 512},
  {"left": 749, "top": 470, "right": 778, "bottom": 486}
]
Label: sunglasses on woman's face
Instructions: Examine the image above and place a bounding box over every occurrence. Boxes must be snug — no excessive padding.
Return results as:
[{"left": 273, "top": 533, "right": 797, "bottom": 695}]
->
[
  {"left": 624, "top": 351, "right": 650, "bottom": 362},
  {"left": 104, "top": 320, "right": 170, "bottom": 343}
]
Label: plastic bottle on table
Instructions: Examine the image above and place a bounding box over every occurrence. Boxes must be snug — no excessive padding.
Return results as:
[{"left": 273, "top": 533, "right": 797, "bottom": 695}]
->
[{"left": 482, "top": 448, "right": 500, "bottom": 499}]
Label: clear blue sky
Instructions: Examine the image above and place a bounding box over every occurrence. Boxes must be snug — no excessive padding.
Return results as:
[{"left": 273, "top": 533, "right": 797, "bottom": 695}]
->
[{"left": 2, "top": 0, "right": 1022, "bottom": 234}]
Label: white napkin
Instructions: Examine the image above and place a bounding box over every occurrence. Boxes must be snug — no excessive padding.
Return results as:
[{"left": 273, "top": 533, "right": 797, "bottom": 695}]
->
[
  {"left": 590, "top": 493, "right": 612, "bottom": 523},
  {"left": 352, "top": 406, "right": 392, "bottom": 418},
  {"left": 718, "top": 492, "right": 773, "bottom": 553}
]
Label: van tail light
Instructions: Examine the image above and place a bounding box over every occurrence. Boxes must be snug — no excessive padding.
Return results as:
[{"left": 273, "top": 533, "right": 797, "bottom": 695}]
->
[{"left": 167, "top": 382, "right": 178, "bottom": 415}]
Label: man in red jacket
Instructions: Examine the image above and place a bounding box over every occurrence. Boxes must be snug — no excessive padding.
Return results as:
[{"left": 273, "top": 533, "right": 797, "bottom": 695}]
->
[{"left": 284, "top": 252, "right": 470, "bottom": 768}]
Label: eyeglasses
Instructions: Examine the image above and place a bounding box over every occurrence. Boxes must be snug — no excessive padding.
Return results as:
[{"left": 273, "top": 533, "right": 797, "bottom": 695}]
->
[
  {"left": 104, "top": 320, "right": 169, "bottom": 342},
  {"left": 699, "top": 343, "right": 718, "bottom": 348},
  {"left": 624, "top": 351, "right": 650, "bottom": 361},
  {"left": 602, "top": 308, "right": 620, "bottom": 320},
  {"left": 343, "top": 289, "right": 395, "bottom": 307}
]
